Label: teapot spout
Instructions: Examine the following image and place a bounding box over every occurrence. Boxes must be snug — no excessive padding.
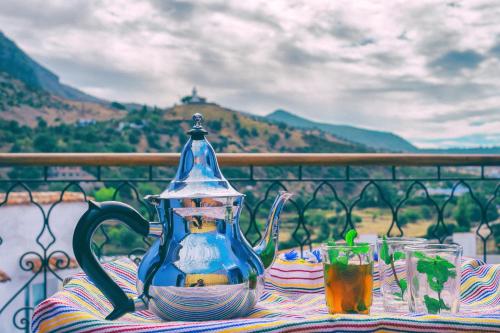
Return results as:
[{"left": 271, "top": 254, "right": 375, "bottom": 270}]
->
[{"left": 253, "top": 191, "right": 293, "bottom": 269}]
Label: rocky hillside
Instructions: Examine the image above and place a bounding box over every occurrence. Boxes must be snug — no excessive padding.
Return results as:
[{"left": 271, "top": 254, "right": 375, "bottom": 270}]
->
[
  {"left": 0, "top": 31, "right": 101, "bottom": 103},
  {"left": 0, "top": 100, "right": 371, "bottom": 153},
  {"left": 0, "top": 72, "right": 121, "bottom": 127},
  {"left": 165, "top": 104, "right": 368, "bottom": 153}
]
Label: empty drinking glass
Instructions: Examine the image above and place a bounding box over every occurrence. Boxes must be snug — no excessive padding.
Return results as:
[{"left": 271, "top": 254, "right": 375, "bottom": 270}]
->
[
  {"left": 377, "top": 237, "right": 427, "bottom": 313},
  {"left": 405, "top": 244, "right": 462, "bottom": 314}
]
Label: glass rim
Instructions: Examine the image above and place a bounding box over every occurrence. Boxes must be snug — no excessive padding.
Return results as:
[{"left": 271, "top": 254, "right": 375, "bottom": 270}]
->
[
  {"left": 404, "top": 243, "right": 463, "bottom": 253},
  {"left": 376, "top": 237, "right": 427, "bottom": 244},
  {"left": 321, "top": 242, "right": 374, "bottom": 249}
]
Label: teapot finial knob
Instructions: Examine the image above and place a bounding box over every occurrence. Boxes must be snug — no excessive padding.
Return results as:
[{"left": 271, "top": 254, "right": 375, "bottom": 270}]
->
[
  {"left": 187, "top": 113, "right": 208, "bottom": 139},
  {"left": 193, "top": 113, "right": 203, "bottom": 128}
]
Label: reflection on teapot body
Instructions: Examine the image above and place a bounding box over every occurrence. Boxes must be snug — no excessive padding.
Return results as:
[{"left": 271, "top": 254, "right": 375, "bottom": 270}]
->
[{"left": 73, "top": 113, "right": 292, "bottom": 321}]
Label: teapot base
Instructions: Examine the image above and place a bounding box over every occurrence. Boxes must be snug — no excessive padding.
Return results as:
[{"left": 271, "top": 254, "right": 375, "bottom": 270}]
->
[{"left": 143, "top": 279, "right": 263, "bottom": 321}]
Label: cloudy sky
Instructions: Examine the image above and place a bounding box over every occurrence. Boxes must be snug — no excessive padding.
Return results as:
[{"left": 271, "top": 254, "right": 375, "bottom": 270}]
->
[{"left": 1, "top": 0, "right": 499, "bottom": 148}]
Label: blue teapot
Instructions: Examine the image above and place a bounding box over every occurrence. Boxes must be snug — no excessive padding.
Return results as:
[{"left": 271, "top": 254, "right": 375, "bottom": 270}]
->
[{"left": 73, "top": 113, "right": 292, "bottom": 321}]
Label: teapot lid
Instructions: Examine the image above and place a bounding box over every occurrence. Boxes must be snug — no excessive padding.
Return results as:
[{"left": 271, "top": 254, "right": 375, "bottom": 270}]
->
[{"left": 158, "top": 113, "right": 242, "bottom": 199}]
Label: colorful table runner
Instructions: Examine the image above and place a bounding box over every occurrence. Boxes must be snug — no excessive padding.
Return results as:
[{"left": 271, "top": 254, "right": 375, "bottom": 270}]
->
[{"left": 32, "top": 255, "right": 500, "bottom": 332}]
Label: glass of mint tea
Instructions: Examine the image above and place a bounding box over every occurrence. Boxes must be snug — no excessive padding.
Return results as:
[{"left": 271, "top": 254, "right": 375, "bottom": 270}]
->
[{"left": 321, "top": 231, "right": 374, "bottom": 314}]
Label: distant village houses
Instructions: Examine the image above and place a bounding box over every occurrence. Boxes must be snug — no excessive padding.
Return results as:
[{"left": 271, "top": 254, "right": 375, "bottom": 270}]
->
[
  {"left": 76, "top": 119, "right": 96, "bottom": 127},
  {"left": 47, "top": 167, "right": 100, "bottom": 192},
  {"left": 118, "top": 120, "right": 148, "bottom": 131},
  {"left": 48, "top": 166, "right": 94, "bottom": 180}
]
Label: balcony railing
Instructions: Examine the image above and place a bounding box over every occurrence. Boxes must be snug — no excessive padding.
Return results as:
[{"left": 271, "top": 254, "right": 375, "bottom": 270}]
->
[{"left": 0, "top": 153, "right": 499, "bottom": 332}]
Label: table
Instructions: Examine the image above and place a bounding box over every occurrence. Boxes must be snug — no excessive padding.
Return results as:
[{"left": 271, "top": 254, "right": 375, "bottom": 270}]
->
[{"left": 32, "top": 253, "right": 500, "bottom": 332}]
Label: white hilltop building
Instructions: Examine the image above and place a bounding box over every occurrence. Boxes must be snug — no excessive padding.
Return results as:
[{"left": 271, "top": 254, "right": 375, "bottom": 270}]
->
[
  {"left": 182, "top": 87, "right": 207, "bottom": 105},
  {"left": 0, "top": 192, "right": 87, "bottom": 332}
]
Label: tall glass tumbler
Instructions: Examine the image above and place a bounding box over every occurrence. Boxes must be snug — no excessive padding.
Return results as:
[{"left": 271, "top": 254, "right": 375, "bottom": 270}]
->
[
  {"left": 321, "top": 243, "right": 374, "bottom": 314},
  {"left": 376, "top": 237, "right": 427, "bottom": 312},
  {"left": 405, "top": 244, "right": 462, "bottom": 314}
]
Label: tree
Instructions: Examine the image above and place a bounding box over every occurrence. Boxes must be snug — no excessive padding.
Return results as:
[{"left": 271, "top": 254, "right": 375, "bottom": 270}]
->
[
  {"left": 453, "top": 196, "right": 482, "bottom": 231},
  {"left": 128, "top": 130, "right": 141, "bottom": 144},
  {"left": 110, "top": 101, "right": 126, "bottom": 110},
  {"left": 111, "top": 141, "right": 135, "bottom": 152},
  {"left": 315, "top": 222, "right": 330, "bottom": 242},
  {"left": 147, "top": 133, "right": 162, "bottom": 149},
  {"left": 238, "top": 127, "right": 250, "bottom": 138},
  {"left": 269, "top": 134, "right": 280, "bottom": 148},
  {"left": 181, "top": 95, "right": 192, "bottom": 104},
  {"left": 421, "top": 206, "right": 433, "bottom": 220},
  {"left": 37, "top": 117, "right": 47, "bottom": 128},
  {"left": 487, "top": 205, "right": 499, "bottom": 222},
  {"left": 209, "top": 120, "right": 222, "bottom": 131},
  {"left": 427, "top": 223, "right": 454, "bottom": 239},
  {"left": 454, "top": 197, "right": 472, "bottom": 231},
  {"left": 7, "top": 120, "right": 20, "bottom": 132},
  {"left": 278, "top": 122, "right": 287, "bottom": 130},
  {"left": 398, "top": 208, "right": 421, "bottom": 226},
  {"left": 328, "top": 215, "right": 345, "bottom": 239},
  {"left": 34, "top": 134, "right": 57, "bottom": 152}
]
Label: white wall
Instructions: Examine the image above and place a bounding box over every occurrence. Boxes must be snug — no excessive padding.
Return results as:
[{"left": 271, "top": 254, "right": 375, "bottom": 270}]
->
[
  {"left": 0, "top": 202, "right": 87, "bottom": 333},
  {"left": 452, "top": 232, "right": 477, "bottom": 258}
]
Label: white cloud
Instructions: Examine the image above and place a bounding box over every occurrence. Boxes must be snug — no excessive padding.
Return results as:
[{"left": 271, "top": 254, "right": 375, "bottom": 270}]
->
[{"left": 0, "top": 0, "right": 499, "bottom": 148}]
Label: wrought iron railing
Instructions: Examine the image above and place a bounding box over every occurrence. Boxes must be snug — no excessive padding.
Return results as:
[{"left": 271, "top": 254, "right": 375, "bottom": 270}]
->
[{"left": 0, "top": 153, "right": 499, "bottom": 331}]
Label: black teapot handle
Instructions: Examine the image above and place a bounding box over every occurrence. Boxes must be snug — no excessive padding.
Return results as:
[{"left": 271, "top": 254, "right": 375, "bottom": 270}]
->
[{"left": 73, "top": 201, "right": 150, "bottom": 320}]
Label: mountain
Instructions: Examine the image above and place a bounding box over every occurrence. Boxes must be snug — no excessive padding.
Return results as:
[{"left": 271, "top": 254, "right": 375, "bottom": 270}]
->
[
  {"left": 421, "top": 147, "right": 500, "bottom": 154},
  {"left": 266, "top": 109, "right": 418, "bottom": 152},
  {"left": 0, "top": 32, "right": 124, "bottom": 127},
  {"left": 0, "top": 31, "right": 102, "bottom": 103},
  {"left": 0, "top": 32, "right": 370, "bottom": 154},
  {"left": 0, "top": 32, "right": 492, "bottom": 154}
]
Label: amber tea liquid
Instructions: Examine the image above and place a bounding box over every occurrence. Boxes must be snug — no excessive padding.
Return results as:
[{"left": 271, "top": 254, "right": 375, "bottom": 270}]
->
[{"left": 324, "top": 263, "right": 373, "bottom": 314}]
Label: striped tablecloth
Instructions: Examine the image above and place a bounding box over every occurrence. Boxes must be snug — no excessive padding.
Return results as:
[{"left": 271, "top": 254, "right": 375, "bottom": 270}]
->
[{"left": 32, "top": 255, "right": 500, "bottom": 333}]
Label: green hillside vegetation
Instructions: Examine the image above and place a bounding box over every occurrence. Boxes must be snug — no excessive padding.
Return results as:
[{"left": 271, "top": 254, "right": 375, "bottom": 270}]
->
[{"left": 0, "top": 103, "right": 370, "bottom": 154}]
